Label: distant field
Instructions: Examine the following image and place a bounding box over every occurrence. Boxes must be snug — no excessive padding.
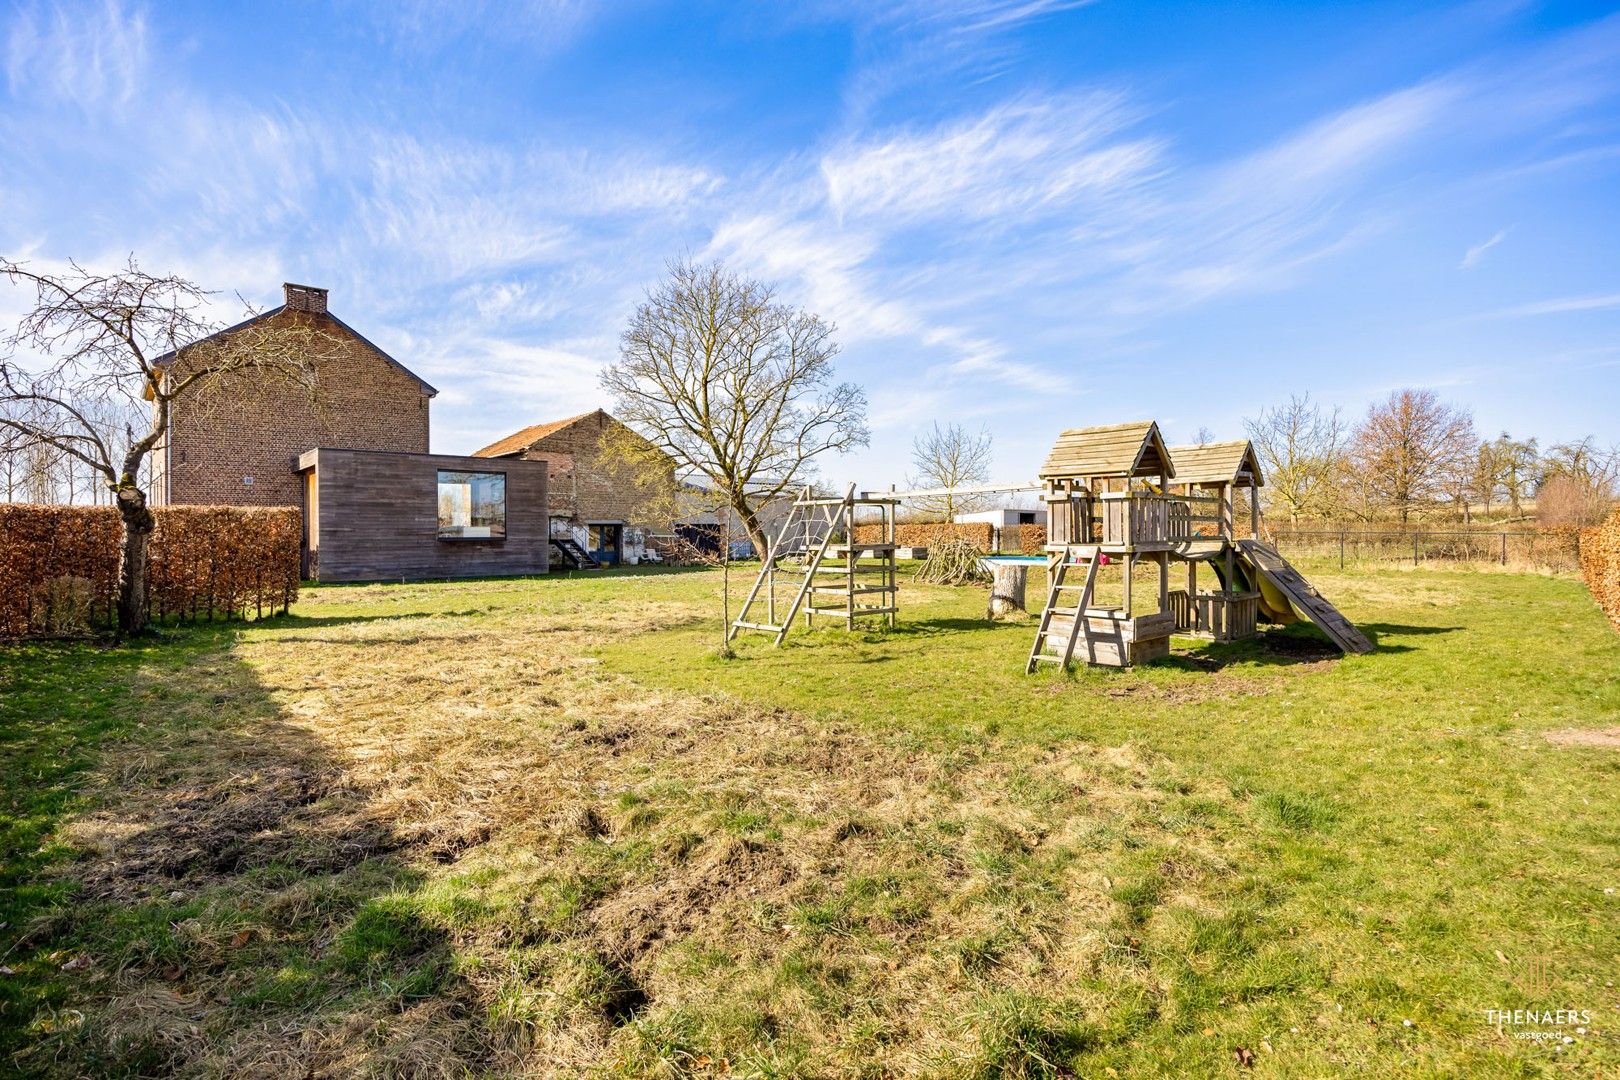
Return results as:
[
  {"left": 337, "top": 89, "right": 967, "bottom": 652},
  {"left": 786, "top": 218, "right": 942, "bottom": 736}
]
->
[{"left": 2, "top": 562, "right": 1617, "bottom": 1077}]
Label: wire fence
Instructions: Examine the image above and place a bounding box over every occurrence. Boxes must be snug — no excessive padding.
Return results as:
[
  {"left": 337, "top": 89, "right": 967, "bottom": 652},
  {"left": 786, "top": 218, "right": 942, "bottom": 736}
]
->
[{"left": 1270, "top": 527, "right": 1582, "bottom": 572}]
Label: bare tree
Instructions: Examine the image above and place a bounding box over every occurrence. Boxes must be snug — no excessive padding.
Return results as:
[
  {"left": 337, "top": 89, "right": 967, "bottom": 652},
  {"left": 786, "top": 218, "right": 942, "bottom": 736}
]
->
[
  {"left": 1349, "top": 388, "right": 1477, "bottom": 523},
  {"left": 906, "top": 421, "right": 993, "bottom": 520},
  {"left": 0, "top": 403, "right": 18, "bottom": 500},
  {"left": 1487, "top": 432, "right": 1540, "bottom": 518},
  {"left": 1542, "top": 436, "right": 1620, "bottom": 494},
  {"left": 1535, "top": 437, "right": 1619, "bottom": 527},
  {"left": 1193, "top": 426, "right": 1215, "bottom": 446},
  {"left": 1244, "top": 394, "right": 1345, "bottom": 524},
  {"left": 1536, "top": 473, "right": 1614, "bottom": 527},
  {"left": 1466, "top": 440, "right": 1503, "bottom": 521},
  {"left": 602, "top": 259, "right": 868, "bottom": 555},
  {"left": 0, "top": 257, "right": 332, "bottom": 635}
]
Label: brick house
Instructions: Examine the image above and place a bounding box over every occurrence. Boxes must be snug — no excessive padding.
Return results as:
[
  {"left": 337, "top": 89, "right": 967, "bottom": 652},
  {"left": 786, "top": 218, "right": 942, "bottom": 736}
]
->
[
  {"left": 473, "top": 409, "right": 672, "bottom": 564},
  {"left": 151, "top": 283, "right": 436, "bottom": 508},
  {"left": 150, "top": 283, "right": 550, "bottom": 582}
]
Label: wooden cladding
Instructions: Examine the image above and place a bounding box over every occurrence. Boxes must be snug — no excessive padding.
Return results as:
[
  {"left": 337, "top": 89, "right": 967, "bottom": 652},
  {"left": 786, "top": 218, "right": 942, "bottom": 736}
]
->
[
  {"left": 299, "top": 449, "right": 549, "bottom": 582},
  {"left": 1049, "top": 492, "right": 1213, "bottom": 549}
]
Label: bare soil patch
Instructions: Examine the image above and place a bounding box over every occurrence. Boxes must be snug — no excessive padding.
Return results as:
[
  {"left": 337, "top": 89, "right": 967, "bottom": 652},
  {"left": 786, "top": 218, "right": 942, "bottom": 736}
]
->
[{"left": 1543, "top": 726, "right": 1620, "bottom": 749}]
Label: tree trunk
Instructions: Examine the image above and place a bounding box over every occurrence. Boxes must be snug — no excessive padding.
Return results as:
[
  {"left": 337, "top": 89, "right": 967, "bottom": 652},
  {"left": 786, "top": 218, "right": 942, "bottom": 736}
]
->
[
  {"left": 731, "top": 495, "right": 769, "bottom": 559},
  {"left": 987, "top": 563, "right": 1027, "bottom": 620},
  {"left": 115, "top": 486, "right": 154, "bottom": 636}
]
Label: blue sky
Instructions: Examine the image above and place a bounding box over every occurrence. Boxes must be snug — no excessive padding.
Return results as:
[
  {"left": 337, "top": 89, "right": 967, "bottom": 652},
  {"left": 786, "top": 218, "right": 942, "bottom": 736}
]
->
[{"left": 2, "top": 0, "right": 1618, "bottom": 488}]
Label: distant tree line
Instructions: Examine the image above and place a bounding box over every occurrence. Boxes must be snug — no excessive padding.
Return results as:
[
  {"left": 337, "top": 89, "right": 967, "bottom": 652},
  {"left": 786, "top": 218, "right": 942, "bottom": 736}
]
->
[
  {"left": 0, "top": 396, "right": 148, "bottom": 505},
  {"left": 1245, "top": 389, "right": 1618, "bottom": 528}
]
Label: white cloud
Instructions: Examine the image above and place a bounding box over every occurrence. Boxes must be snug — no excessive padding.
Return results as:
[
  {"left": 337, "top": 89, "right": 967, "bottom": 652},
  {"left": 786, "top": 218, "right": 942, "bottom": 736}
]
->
[
  {"left": 6, "top": 2, "right": 1618, "bottom": 474},
  {"left": 418, "top": 337, "right": 613, "bottom": 452},
  {"left": 1105, "top": 81, "right": 1458, "bottom": 310},
  {"left": 706, "top": 77, "right": 1462, "bottom": 422},
  {"left": 1498, "top": 291, "right": 1620, "bottom": 317},
  {"left": 824, "top": 0, "right": 1101, "bottom": 120},
  {"left": 356, "top": 0, "right": 602, "bottom": 57},
  {"left": 1460, "top": 228, "right": 1508, "bottom": 269},
  {"left": 822, "top": 94, "right": 1160, "bottom": 224},
  {"left": 4, "top": 0, "right": 149, "bottom": 111},
  {"left": 706, "top": 214, "right": 916, "bottom": 342},
  {"left": 851, "top": 0, "right": 1096, "bottom": 35}
]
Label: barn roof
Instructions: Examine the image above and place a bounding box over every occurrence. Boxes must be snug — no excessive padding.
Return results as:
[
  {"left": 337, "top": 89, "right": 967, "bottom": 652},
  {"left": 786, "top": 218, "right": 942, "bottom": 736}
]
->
[
  {"left": 1166, "top": 440, "right": 1265, "bottom": 488},
  {"left": 1038, "top": 420, "right": 1175, "bottom": 481},
  {"left": 471, "top": 410, "right": 602, "bottom": 458}
]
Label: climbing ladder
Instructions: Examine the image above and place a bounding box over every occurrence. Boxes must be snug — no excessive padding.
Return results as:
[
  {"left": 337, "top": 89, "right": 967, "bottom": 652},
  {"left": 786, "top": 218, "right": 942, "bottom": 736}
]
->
[
  {"left": 1236, "top": 540, "right": 1373, "bottom": 654},
  {"left": 1026, "top": 545, "right": 1102, "bottom": 672},
  {"left": 729, "top": 484, "right": 899, "bottom": 646}
]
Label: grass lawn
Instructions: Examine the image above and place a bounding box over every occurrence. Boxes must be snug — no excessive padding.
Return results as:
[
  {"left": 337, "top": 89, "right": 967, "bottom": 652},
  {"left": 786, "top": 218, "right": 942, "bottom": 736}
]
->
[{"left": 1, "top": 561, "right": 1617, "bottom": 1077}]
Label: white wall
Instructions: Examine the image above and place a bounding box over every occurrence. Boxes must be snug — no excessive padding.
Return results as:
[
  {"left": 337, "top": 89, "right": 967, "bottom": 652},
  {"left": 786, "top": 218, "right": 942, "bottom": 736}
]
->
[{"left": 953, "top": 507, "right": 1047, "bottom": 527}]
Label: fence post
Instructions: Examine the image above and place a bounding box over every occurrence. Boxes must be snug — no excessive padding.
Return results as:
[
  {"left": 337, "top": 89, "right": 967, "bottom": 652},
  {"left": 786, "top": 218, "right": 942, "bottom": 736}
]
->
[
  {"left": 1413, "top": 532, "right": 1420, "bottom": 567},
  {"left": 1339, "top": 530, "right": 1346, "bottom": 570}
]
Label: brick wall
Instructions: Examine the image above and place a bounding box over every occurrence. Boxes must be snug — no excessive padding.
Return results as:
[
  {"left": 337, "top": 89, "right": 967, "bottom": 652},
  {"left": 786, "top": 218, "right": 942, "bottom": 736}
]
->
[
  {"left": 510, "top": 410, "right": 670, "bottom": 527},
  {"left": 159, "top": 308, "right": 431, "bottom": 508}
]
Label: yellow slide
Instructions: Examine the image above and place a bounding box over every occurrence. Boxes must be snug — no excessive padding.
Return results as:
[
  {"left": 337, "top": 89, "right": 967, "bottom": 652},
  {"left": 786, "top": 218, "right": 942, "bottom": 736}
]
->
[
  {"left": 1208, "top": 551, "right": 1299, "bottom": 624},
  {"left": 1234, "top": 541, "right": 1374, "bottom": 654},
  {"left": 1252, "top": 561, "right": 1304, "bottom": 624}
]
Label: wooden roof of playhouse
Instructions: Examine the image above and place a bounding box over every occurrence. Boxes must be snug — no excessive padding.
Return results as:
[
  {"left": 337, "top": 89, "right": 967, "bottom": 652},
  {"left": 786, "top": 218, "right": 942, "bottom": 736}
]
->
[
  {"left": 1166, "top": 440, "right": 1265, "bottom": 488},
  {"left": 1039, "top": 420, "right": 1175, "bottom": 482}
]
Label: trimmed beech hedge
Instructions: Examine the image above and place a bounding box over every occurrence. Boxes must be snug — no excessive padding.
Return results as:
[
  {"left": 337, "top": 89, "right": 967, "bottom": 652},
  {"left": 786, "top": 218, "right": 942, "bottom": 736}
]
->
[
  {"left": 0, "top": 504, "right": 300, "bottom": 637},
  {"left": 1018, "top": 524, "right": 1047, "bottom": 553},
  {"left": 1580, "top": 508, "right": 1620, "bottom": 633},
  {"left": 852, "top": 521, "right": 994, "bottom": 549}
]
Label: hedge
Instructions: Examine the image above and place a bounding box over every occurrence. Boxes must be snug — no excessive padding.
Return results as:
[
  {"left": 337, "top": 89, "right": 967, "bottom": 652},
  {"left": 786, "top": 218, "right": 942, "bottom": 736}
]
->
[
  {"left": 852, "top": 521, "right": 994, "bottom": 549},
  {"left": 1580, "top": 508, "right": 1620, "bottom": 633},
  {"left": 1018, "top": 524, "right": 1047, "bottom": 553},
  {"left": 0, "top": 504, "right": 300, "bottom": 637}
]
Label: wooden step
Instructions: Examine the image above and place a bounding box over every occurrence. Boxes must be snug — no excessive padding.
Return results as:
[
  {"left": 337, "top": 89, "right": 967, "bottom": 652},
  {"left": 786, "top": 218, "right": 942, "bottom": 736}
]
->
[
  {"left": 810, "top": 585, "right": 896, "bottom": 595},
  {"left": 731, "top": 620, "right": 785, "bottom": 633},
  {"left": 1046, "top": 608, "right": 1126, "bottom": 621}
]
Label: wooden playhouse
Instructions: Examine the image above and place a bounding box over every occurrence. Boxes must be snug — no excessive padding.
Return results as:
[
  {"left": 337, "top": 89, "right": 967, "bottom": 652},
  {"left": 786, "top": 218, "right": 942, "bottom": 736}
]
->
[{"left": 1030, "top": 423, "right": 1372, "bottom": 670}]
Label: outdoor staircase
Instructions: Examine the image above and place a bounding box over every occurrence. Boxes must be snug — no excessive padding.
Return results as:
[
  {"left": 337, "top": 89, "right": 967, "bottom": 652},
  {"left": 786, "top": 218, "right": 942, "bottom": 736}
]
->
[
  {"left": 1026, "top": 545, "right": 1103, "bottom": 672},
  {"left": 729, "top": 484, "right": 899, "bottom": 646},
  {"left": 550, "top": 536, "right": 600, "bottom": 570}
]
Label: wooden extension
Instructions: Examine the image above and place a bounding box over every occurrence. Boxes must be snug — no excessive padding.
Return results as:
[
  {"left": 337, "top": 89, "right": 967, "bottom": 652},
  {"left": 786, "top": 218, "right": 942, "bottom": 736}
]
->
[{"left": 729, "top": 484, "right": 899, "bottom": 646}]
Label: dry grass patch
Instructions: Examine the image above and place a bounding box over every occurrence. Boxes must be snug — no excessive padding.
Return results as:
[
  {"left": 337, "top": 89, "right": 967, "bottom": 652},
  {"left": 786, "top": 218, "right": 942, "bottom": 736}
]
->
[{"left": 22, "top": 579, "right": 1240, "bottom": 1078}]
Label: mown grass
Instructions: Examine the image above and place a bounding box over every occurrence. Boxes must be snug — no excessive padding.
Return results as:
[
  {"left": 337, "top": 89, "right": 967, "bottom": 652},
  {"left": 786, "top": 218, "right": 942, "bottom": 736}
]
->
[{"left": 0, "top": 561, "right": 1616, "bottom": 1076}]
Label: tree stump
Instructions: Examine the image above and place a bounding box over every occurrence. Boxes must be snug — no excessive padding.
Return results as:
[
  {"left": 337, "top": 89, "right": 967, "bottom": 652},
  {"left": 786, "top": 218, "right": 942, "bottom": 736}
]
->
[{"left": 987, "top": 562, "right": 1027, "bottom": 620}]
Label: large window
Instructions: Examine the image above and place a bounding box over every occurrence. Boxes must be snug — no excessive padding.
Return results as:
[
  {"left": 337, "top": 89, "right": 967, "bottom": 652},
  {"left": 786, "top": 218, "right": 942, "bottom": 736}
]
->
[{"left": 437, "top": 470, "right": 506, "bottom": 539}]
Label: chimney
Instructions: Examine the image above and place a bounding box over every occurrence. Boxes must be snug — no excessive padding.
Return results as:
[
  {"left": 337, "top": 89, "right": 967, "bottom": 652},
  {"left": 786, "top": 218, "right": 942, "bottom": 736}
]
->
[{"left": 283, "top": 282, "right": 328, "bottom": 314}]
